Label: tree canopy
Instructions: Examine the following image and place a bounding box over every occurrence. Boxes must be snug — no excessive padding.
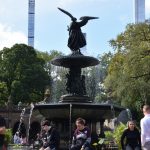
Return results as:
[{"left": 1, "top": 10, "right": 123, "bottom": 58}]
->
[
  {"left": 105, "top": 23, "right": 150, "bottom": 110},
  {"left": 0, "top": 44, "right": 51, "bottom": 105}
]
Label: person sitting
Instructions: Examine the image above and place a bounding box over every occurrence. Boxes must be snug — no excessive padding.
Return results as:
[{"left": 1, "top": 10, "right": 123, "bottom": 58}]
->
[
  {"left": 0, "top": 115, "right": 6, "bottom": 149},
  {"left": 39, "top": 120, "right": 60, "bottom": 150},
  {"left": 71, "top": 117, "right": 91, "bottom": 150},
  {"left": 121, "top": 120, "right": 141, "bottom": 150},
  {"left": 21, "top": 133, "right": 27, "bottom": 145},
  {"left": 14, "top": 132, "right": 21, "bottom": 144}
]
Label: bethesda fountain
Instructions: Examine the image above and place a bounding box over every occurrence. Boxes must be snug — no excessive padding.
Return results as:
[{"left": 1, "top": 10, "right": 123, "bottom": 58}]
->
[{"left": 33, "top": 8, "right": 124, "bottom": 149}]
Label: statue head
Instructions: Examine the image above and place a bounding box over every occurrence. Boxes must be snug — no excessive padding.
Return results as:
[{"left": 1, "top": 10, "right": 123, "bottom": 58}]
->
[{"left": 71, "top": 17, "right": 77, "bottom": 22}]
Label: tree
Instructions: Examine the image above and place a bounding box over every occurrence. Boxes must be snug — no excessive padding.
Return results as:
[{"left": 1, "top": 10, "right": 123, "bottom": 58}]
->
[
  {"left": 82, "top": 52, "right": 113, "bottom": 102},
  {"left": 0, "top": 44, "right": 50, "bottom": 104},
  {"left": 0, "top": 82, "right": 8, "bottom": 106},
  {"left": 105, "top": 23, "right": 150, "bottom": 111},
  {"left": 37, "top": 50, "right": 66, "bottom": 102}
]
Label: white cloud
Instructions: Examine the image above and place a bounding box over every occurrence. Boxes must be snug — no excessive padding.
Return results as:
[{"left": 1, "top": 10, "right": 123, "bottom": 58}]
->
[
  {"left": 146, "top": 0, "right": 150, "bottom": 18},
  {"left": 0, "top": 23, "right": 27, "bottom": 50}
]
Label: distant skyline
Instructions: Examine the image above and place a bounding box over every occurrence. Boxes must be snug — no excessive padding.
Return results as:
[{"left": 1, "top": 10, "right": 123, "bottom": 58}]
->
[
  {"left": 134, "top": 0, "right": 145, "bottom": 23},
  {"left": 0, "top": 0, "right": 150, "bottom": 57},
  {"left": 28, "top": 0, "right": 35, "bottom": 47}
]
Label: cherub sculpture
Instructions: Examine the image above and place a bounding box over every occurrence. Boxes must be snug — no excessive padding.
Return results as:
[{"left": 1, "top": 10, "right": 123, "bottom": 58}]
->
[{"left": 58, "top": 8, "right": 98, "bottom": 54}]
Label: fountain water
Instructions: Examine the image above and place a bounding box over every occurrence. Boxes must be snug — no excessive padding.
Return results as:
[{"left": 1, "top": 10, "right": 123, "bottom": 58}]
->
[
  {"left": 27, "top": 103, "right": 34, "bottom": 143},
  {"left": 126, "top": 108, "right": 132, "bottom": 121},
  {"left": 17, "top": 108, "right": 26, "bottom": 134}
]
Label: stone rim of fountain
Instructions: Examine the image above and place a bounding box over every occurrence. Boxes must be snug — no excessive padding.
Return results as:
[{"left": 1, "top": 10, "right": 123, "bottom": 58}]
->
[
  {"left": 51, "top": 54, "right": 99, "bottom": 68},
  {"left": 59, "top": 94, "right": 92, "bottom": 103}
]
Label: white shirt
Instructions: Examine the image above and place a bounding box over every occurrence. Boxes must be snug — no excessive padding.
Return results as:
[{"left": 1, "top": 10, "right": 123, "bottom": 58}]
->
[
  {"left": 140, "top": 114, "right": 150, "bottom": 146},
  {"left": 14, "top": 134, "right": 21, "bottom": 144}
]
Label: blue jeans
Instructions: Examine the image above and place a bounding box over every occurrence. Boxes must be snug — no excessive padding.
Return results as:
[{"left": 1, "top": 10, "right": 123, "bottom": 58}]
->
[
  {"left": 143, "top": 141, "right": 150, "bottom": 150},
  {"left": 126, "top": 144, "right": 140, "bottom": 150}
]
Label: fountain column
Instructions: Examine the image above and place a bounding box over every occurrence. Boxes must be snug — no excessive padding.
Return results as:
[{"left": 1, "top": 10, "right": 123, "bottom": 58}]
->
[{"left": 99, "top": 119, "right": 105, "bottom": 138}]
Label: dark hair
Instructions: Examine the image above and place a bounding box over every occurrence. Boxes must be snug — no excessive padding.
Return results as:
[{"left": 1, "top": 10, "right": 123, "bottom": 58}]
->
[
  {"left": 76, "top": 118, "right": 86, "bottom": 125},
  {"left": 42, "top": 120, "right": 50, "bottom": 126}
]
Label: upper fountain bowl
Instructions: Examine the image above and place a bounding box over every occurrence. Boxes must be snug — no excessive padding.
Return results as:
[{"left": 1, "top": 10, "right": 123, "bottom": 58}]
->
[{"left": 51, "top": 54, "right": 99, "bottom": 68}]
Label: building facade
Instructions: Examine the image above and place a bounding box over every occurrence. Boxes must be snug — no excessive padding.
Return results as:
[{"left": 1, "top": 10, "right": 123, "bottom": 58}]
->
[
  {"left": 28, "top": 0, "right": 35, "bottom": 47},
  {"left": 134, "top": 0, "right": 145, "bottom": 23}
]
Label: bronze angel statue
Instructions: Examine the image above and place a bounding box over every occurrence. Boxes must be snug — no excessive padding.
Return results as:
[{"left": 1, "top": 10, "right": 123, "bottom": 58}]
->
[{"left": 58, "top": 8, "right": 98, "bottom": 54}]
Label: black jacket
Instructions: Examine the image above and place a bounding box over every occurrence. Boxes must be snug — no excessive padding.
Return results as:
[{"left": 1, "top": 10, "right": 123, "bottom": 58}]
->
[
  {"left": 42, "top": 127, "right": 60, "bottom": 150},
  {"left": 121, "top": 128, "right": 141, "bottom": 150}
]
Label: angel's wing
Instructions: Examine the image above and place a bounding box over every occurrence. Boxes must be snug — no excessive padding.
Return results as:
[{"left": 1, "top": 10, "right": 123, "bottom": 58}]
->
[
  {"left": 80, "top": 16, "right": 99, "bottom": 20},
  {"left": 78, "top": 16, "right": 99, "bottom": 27},
  {"left": 58, "top": 7, "right": 76, "bottom": 21}
]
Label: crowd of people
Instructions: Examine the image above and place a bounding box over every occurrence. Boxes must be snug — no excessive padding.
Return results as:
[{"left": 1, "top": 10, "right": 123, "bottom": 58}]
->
[
  {"left": 0, "top": 104, "right": 150, "bottom": 150},
  {"left": 35, "top": 118, "right": 91, "bottom": 150},
  {"left": 34, "top": 104, "right": 150, "bottom": 150}
]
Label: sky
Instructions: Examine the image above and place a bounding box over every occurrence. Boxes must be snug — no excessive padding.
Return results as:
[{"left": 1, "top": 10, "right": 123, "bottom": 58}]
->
[{"left": 0, "top": 0, "right": 150, "bottom": 57}]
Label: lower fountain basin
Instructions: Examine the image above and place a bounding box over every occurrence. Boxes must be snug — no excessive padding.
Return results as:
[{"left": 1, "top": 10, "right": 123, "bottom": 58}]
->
[{"left": 34, "top": 103, "right": 124, "bottom": 120}]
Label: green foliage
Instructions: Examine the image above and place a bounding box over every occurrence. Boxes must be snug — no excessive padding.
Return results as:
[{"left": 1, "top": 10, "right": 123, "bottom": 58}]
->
[
  {"left": 94, "top": 124, "right": 126, "bottom": 150},
  {"left": 84, "top": 67, "right": 97, "bottom": 100},
  {"left": 105, "top": 23, "right": 150, "bottom": 116},
  {"left": 0, "top": 82, "right": 8, "bottom": 106},
  {"left": 52, "top": 67, "right": 67, "bottom": 102},
  {"left": 82, "top": 52, "right": 113, "bottom": 102},
  {"left": 0, "top": 44, "right": 51, "bottom": 104},
  {"left": 104, "top": 131, "right": 114, "bottom": 141},
  {"left": 37, "top": 50, "right": 63, "bottom": 76},
  {"left": 95, "top": 92, "right": 107, "bottom": 103},
  {"left": 5, "top": 128, "right": 12, "bottom": 144},
  {"left": 113, "top": 123, "right": 126, "bottom": 150},
  {"left": 37, "top": 50, "right": 66, "bottom": 102}
]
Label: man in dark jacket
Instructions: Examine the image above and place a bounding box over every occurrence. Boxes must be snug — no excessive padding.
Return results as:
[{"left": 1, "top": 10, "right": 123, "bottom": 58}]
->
[{"left": 39, "top": 120, "right": 60, "bottom": 150}]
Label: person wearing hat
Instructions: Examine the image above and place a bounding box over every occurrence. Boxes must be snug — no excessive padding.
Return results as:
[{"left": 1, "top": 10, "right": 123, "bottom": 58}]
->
[{"left": 39, "top": 120, "right": 60, "bottom": 150}]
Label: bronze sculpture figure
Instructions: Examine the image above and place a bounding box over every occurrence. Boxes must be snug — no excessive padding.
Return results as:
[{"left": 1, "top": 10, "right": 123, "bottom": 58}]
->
[{"left": 58, "top": 8, "right": 98, "bottom": 54}]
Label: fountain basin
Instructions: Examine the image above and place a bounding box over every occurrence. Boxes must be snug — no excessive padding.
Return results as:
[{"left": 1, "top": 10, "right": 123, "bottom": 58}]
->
[
  {"left": 34, "top": 103, "right": 124, "bottom": 120},
  {"left": 51, "top": 55, "right": 99, "bottom": 68}
]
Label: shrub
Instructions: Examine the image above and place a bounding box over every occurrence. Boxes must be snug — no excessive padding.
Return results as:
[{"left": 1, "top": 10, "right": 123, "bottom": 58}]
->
[
  {"left": 113, "top": 123, "right": 126, "bottom": 150},
  {"left": 104, "top": 131, "right": 113, "bottom": 141},
  {"left": 5, "top": 128, "right": 13, "bottom": 144},
  {"left": 93, "top": 123, "right": 126, "bottom": 150}
]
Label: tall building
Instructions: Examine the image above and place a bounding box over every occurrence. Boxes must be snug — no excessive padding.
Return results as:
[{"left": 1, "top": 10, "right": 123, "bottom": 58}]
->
[
  {"left": 28, "top": 0, "right": 35, "bottom": 47},
  {"left": 134, "top": 0, "right": 145, "bottom": 23}
]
